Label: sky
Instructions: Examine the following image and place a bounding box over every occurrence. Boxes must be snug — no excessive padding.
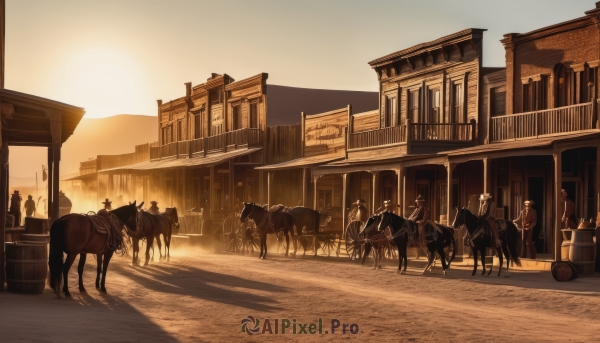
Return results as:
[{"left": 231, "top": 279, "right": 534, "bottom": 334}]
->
[{"left": 4, "top": 0, "right": 597, "bottom": 119}]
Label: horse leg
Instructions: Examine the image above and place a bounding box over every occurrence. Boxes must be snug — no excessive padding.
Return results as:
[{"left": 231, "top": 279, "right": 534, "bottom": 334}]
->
[
  {"left": 503, "top": 242, "right": 510, "bottom": 278},
  {"left": 96, "top": 254, "right": 103, "bottom": 289},
  {"left": 377, "top": 246, "right": 383, "bottom": 269},
  {"left": 402, "top": 240, "right": 408, "bottom": 274},
  {"left": 156, "top": 235, "right": 163, "bottom": 261},
  {"left": 481, "top": 247, "right": 488, "bottom": 276},
  {"left": 166, "top": 233, "right": 172, "bottom": 261},
  {"left": 436, "top": 244, "right": 448, "bottom": 275},
  {"left": 497, "top": 246, "right": 504, "bottom": 277},
  {"left": 78, "top": 253, "right": 87, "bottom": 293},
  {"left": 100, "top": 251, "right": 114, "bottom": 293},
  {"left": 285, "top": 230, "right": 290, "bottom": 257},
  {"left": 396, "top": 243, "right": 402, "bottom": 274},
  {"left": 144, "top": 236, "right": 155, "bottom": 266},
  {"left": 62, "top": 253, "right": 77, "bottom": 297},
  {"left": 131, "top": 238, "right": 138, "bottom": 265},
  {"left": 471, "top": 248, "right": 478, "bottom": 276},
  {"left": 362, "top": 242, "right": 371, "bottom": 266}
]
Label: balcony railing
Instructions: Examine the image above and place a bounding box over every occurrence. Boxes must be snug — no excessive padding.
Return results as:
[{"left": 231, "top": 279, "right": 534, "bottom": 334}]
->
[
  {"left": 490, "top": 102, "right": 595, "bottom": 142},
  {"left": 348, "top": 125, "right": 406, "bottom": 150},
  {"left": 151, "top": 128, "right": 263, "bottom": 161},
  {"left": 348, "top": 120, "right": 475, "bottom": 150}
]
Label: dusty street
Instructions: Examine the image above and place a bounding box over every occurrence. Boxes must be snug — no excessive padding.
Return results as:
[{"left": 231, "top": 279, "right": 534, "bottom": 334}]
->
[{"left": 0, "top": 245, "right": 599, "bottom": 342}]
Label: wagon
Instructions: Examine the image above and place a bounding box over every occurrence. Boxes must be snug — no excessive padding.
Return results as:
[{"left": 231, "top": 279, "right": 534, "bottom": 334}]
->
[{"left": 344, "top": 220, "right": 397, "bottom": 263}]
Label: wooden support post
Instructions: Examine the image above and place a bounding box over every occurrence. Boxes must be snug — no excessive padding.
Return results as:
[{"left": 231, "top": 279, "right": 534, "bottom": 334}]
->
[
  {"left": 406, "top": 119, "right": 412, "bottom": 154},
  {"left": 0, "top": 137, "right": 8, "bottom": 291},
  {"left": 342, "top": 173, "right": 347, "bottom": 237},
  {"left": 396, "top": 167, "right": 404, "bottom": 216},
  {"left": 554, "top": 148, "right": 562, "bottom": 262},
  {"left": 483, "top": 157, "right": 490, "bottom": 194},
  {"left": 182, "top": 168, "right": 188, "bottom": 211},
  {"left": 372, "top": 171, "right": 380, "bottom": 213},
  {"left": 47, "top": 147, "right": 53, "bottom": 220},
  {"left": 596, "top": 146, "right": 600, "bottom": 214},
  {"left": 313, "top": 175, "right": 319, "bottom": 211},
  {"left": 258, "top": 171, "right": 264, "bottom": 204},
  {"left": 267, "top": 171, "right": 272, "bottom": 208},
  {"left": 228, "top": 159, "right": 234, "bottom": 213},
  {"left": 302, "top": 168, "right": 307, "bottom": 207},
  {"left": 446, "top": 161, "right": 462, "bottom": 256},
  {"left": 209, "top": 165, "right": 215, "bottom": 222},
  {"left": 301, "top": 112, "right": 306, "bottom": 158},
  {"left": 51, "top": 144, "right": 60, "bottom": 222}
]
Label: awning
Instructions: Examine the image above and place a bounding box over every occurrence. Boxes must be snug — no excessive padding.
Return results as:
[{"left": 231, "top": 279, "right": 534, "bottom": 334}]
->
[
  {"left": 255, "top": 153, "right": 345, "bottom": 171},
  {"left": 61, "top": 172, "right": 98, "bottom": 181},
  {"left": 98, "top": 147, "right": 262, "bottom": 173}
]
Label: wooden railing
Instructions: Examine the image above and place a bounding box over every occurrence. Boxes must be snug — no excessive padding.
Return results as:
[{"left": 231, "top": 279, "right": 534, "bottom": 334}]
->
[
  {"left": 410, "top": 122, "right": 475, "bottom": 141},
  {"left": 150, "top": 128, "right": 263, "bottom": 160},
  {"left": 348, "top": 125, "right": 406, "bottom": 149},
  {"left": 491, "top": 102, "right": 595, "bottom": 142}
]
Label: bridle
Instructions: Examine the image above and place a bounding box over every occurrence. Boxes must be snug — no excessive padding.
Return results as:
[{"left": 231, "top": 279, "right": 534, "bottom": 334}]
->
[
  {"left": 243, "top": 204, "right": 268, "bottom": 230},
  {"left": 379, "top": 213, "right": 409, "bottom": 241}
]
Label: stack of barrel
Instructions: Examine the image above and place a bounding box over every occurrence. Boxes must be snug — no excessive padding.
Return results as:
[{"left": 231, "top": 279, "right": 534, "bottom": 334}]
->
[
  {"left": 553, "top": 228, "right": 596, "bottom": 281},
  {"left": 5, "top": 219, "right": 50, "bottom": 294}
]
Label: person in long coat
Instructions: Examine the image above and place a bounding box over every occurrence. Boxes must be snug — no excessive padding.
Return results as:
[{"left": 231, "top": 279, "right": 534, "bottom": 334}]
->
[{"left": 514, "top": 200, "right": 537, "bottom": 259}]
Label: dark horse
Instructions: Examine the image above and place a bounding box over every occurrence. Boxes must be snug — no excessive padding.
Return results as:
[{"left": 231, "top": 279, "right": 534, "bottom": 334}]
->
[
  {"left": 452, "top": 207, "right": 521, "bottom": 277},
  {"left": 377, "top": 212, "right": 456, "bottom": 275},
  {"left": 240, "top": 203, "right": 295, "bottom": 259},
  {"left": 360, "top": 214, "right": 389, "bottom": 269},
  {"left": 48, "top": 201, "right": 139, "bottom": 297},
  {"left": 283, "top": 206, "right": 320, "bottom": 256},
  {"left": 130, "top": 206, "right": 179, "bottom": 265},
  {"left": 154, "top": 207, "right": 180, "bottom": 261}
]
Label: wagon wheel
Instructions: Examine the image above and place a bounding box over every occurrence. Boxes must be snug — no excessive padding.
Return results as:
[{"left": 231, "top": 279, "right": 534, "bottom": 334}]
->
[
  {"left": 320, "top": 235, "right": 338, "bottom": 257},
  {"left": 275, "top": 231, "right": 289, "bottom": 254},
  {"left": 240, "top": 221, "right": 259, "bottom": 254},
  {"left": 222, "top": 215, "right": 242, "bottom": 252},
  {"left": 345, "top": 221, "right": 365, "bottom": 261}
]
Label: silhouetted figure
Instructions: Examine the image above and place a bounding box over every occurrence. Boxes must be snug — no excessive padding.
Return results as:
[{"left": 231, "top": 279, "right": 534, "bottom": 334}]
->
[
  {"left": 9, "top": 190, "right": 22, "bottom": 226},
  {"left": 102, "top": 198, "right": 113, "bottom": 211},
  {"left": 149, "top": 201, "right": 159, "bottom": 214},
  {"left": 23, "top": 195, "right": 36, "bottom": 217}
]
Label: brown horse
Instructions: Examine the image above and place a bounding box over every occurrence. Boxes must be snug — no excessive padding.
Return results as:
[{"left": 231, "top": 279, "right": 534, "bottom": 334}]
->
[
  {"left": 48, "top": 201, "right": 139, "bottom": 297},
  {"left": 240, "top": 203, "right": 294, "bottom": 259},
  {"left": 153, "top": 207, "right": 180, "bottom": 261},
  {"left": 129, "top": 207, "right": 177, "bottom": 266}
]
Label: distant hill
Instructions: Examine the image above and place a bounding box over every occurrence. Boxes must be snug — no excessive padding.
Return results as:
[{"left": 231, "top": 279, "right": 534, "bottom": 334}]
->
[
  {"left": 60, "top": 114, "right": 158, "bottom": 175},
  {"left": 266, "top": 85, "right": 378, "bottom": 126}
]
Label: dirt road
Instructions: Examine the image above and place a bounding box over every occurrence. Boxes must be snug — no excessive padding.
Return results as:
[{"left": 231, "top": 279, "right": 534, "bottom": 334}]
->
[{"left": 0, "top": 247, "right": 599, "bottom": 342}]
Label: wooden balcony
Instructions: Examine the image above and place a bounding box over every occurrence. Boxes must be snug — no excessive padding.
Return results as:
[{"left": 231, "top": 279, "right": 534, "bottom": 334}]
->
[
  {"left": 348, "top": 120, "right": 475, "bottom": 154},
  {"left": 150, "top": 128, "right": 263, "bottom": 161},
  {"left": 490, "top": 102, "right": 596, "bottom": 142}
]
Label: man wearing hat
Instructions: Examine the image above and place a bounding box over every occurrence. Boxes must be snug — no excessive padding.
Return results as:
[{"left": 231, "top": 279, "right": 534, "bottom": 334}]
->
[
  {"left": 149, "top": 201, "right": 159, "bottom": 214},
  {"left": 354, "top": 199, "right": 369, "bottom": 222},
  {"left": 561, "top": 189, "right": 577, "bottom": 230},
  {"left": 408, "top": 195, "right": 429, "bottom": 257},
  {"left": 102, "top": 198, "right": 112, "bottom": 211},
  {"left": 514, "top": 200, "right": 537, "bottom": 259},
  {"left": 23, "top": 195, "right": 36, "bottom": 218},
  {"left": 478, "top": 193, "right": 500, "bottom": 247},
  {"left": 383, "top": 200, "right": 396, "bottom": 213},
  {"left": 9, "top": 190, "right": 22, "bottom": 226}
]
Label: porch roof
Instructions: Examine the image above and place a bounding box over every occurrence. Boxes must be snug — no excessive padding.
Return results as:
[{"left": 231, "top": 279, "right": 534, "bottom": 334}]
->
[
  {"left": 98, "top": 147, "right": 262, "bottom": 173},
  {"left": 255, "top": 153, "right": 345, "bottom": 171}
]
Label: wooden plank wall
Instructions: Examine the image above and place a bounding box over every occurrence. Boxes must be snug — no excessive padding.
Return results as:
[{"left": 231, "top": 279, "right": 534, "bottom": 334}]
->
[
  {"left": 304, "top": 108, "right": 348, "bottom": 157},
  {"left": 352, "top": 110, "right": 379, "bottom": 133},
  {"left": 266, "top": 125, "right": 302, "bottom": 164}
]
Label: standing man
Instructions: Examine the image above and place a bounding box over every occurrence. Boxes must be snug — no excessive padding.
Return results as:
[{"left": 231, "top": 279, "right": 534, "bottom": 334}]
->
[
  {"left": 561, "top": 189, "right": 577, "bottom": 230},
  {"left": 101, "top": 198, "right": 112, "bottom": 211},
  {"left": 478, "top": 193, "right": 500, "bottom": 247},
  {"left": 9, "top": 190, "right": 22, "bottom": 226},
  {"left": 514, "top": 200, "right": 537, "bottom": 259},
  {"left": 407, "top": 195, "right": 429, "bottom": 258},
  {"left": 23, "top": 195, "right": 36, "bottom": 218},
  {"left": 149, "top": 201, "right": 159, "bottom": 214}
]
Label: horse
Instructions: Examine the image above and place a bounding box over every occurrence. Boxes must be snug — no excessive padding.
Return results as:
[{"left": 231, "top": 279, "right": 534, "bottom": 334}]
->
[
  {"left": 153, "top": 207, "right": 180, "bottom": 261},
  {"left": 377, "top": 212, "right": 456, "bottom": 275},
  {"left": 48, "top": 201, "right": 140, "bottom": 297},
  {"left": 452, "top": 207, "right": 521, "bottom": 277},
  {"left": 283, "top": 206, "right": 320, "bottom": 256},
  {"left": 240, "top": 202, "right": 295, "bottom": 259},
  {"left": 129, "top": 206, "right": 176, "bottom": 266}
]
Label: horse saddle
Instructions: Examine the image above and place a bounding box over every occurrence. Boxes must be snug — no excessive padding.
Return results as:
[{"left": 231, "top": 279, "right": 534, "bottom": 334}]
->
[{"left": 269, "top": 204, "right": 285, "bottom": 213}]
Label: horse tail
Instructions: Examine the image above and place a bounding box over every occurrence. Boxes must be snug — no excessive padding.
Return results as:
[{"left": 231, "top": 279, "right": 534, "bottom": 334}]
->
[
  {"left": 48, "top": 218, "right": 66, "bottom": 298},
  {"left": 448, "top": 227, "right": 457, "bottom": 267}
]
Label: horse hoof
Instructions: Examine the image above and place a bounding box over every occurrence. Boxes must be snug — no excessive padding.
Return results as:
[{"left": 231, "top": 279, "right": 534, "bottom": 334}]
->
[
  {"left": 443, "top": 270, "right": 447, "bottom": 276},
  {"left": 64, "top": 292, "right": 72, "bottom": 298},
  {"left": 79, "top": 287, "right": 86, "bottom": 293},
  {"left": 400, "top": 270, "right": 406, "bottom": 275},
  {"left": 100, "top": 287, "right": 107, "bottom": 293}
]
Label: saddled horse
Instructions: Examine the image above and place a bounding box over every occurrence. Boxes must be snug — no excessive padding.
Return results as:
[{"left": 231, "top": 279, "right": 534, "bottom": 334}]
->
[
  {"left": 452, "top": 207, "right": 521, "bottom": 277},
  {"left": 377, "top": 212, "right": 456, "bottom": 275},
  {"left": 360, "top": 214, "right": 388, "bottom": 269},
  {"left": 153, "top": 207, "right": 180, "bottom": 261},
  {"left": 48, "top": 201, "right": 139, "bottom": 297},
  {"left": 240, "top": 202, "right": 295, "bottom": 259},
  {"left": 129, "top": 205, "right": 177, "bottom": 266},
  {"left": 283, "top": 206, "right": 319, "bottom": 256}
]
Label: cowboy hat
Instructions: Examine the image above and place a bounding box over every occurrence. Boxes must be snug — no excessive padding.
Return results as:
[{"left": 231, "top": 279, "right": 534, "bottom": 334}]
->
[
  {"left": 479, "top": 193, "right": 492, "bottom": 201},
  {"left": 524, "top": 200, "right": 535, "bottom": 205},
  {"left": 150, "top": 201, "right": 158, "bottom": 205},
  {"left": 356, "top": 199, "right": 366, "bottom": 205},
  {"left": 102, "top": 198, "right": 112, "bottom": 205},
  {"left": 415, "top": 195, "right": 426, "bottom": 203}
]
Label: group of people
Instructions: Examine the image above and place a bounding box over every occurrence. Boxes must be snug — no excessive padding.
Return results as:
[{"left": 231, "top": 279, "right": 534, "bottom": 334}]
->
[{"left": 349, "top": 189, "right": 555, "bottom": 260}]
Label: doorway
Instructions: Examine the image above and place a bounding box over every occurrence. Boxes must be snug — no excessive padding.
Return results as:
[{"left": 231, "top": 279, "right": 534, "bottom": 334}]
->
[{"left": 528, "top": 176, "right": 544, "bottom": 253}]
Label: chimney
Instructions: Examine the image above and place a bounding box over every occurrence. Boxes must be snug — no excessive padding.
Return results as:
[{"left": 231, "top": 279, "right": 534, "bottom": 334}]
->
[{"left": 185, "top": 82, "right": 192, "bottom": 98}]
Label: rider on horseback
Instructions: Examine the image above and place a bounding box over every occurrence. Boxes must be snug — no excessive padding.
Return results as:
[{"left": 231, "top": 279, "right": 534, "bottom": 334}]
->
[
  {"left": 408, "top": 195, "right": 429, "bottom": 257},
  {"left": 478, "top": 193, "right": 501, "bottom": 248}
]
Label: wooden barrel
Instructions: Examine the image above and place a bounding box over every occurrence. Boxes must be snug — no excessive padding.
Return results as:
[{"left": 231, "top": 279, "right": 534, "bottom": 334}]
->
[
  {"left": 5, "top": 242, "right": 47, "bottom": 294},
  {"left": 20, "top": 234, "right": 49, "bottom": 244},
  {"left": 24, "top": 217, "right": 49, "bottom": 234},
  {"left": 552, "top": 261, "right": 578, "bottom": 282},
  {"left": 569, "top": 229, "right": 595, "bottom": 276},
  {"left": 561, "top": 241, "right": 571, "bottom": 261}
]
